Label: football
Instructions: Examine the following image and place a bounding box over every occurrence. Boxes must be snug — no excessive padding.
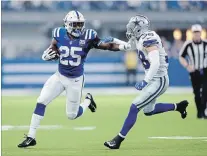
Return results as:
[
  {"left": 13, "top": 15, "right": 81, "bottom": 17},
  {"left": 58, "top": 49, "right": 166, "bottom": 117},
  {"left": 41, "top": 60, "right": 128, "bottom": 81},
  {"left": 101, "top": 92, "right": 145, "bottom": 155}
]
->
[{"left": 50, "top": 46, "right": 60, "bottom": 60}]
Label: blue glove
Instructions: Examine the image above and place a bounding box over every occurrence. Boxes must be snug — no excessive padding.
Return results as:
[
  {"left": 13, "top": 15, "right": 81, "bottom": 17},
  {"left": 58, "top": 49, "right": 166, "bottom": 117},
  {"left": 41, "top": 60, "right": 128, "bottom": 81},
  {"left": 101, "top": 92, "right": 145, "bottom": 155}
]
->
[
  {"left": 100, "top": 36, "right": 114, "bottom": 43},
  {"left": 135, "top": 80, "right": 148, "bottom": 90}
]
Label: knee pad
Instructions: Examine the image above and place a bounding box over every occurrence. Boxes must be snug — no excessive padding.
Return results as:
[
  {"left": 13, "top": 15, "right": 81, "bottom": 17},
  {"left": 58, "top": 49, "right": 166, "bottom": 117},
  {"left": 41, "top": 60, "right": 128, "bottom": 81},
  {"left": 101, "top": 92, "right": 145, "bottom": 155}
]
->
[{"left": 66, "top": 112, "right": 77, "bottom": 120}]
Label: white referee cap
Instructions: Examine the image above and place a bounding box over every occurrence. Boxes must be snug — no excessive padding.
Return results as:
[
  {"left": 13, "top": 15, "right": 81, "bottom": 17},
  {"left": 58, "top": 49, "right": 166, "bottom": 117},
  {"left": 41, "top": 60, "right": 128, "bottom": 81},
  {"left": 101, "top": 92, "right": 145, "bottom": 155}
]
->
[{"left": 191, "top": 24, "right": 202, "bottom": 32}]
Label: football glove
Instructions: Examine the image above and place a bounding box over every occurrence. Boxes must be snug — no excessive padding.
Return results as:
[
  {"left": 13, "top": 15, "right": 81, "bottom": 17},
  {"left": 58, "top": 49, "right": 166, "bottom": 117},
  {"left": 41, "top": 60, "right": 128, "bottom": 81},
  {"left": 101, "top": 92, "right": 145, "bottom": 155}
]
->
[
  {"left": 119, "top": 43, "right": 131, "bottom": 51},
  {"left": 101, "top": 36, "right": 114, "bottom": 43},
  {"left": 42, "top": 48, "right": 59, "bottom": 61},
  {"left": 135, "top": 80, "right": 148, "bottom": 90}
]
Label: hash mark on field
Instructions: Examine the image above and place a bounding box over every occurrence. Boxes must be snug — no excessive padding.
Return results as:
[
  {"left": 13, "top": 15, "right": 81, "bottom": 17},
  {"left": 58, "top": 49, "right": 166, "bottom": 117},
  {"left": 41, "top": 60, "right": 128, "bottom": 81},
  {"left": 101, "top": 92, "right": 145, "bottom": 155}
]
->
[
  {"left": 73, "top": 126, "right": 96, "bottom": 131},
  {"left": 2, "top": 125, "right": 62, "bottom": 131},
  {"left": 2, "top": 125, "right": 96, "bottom": 131}
]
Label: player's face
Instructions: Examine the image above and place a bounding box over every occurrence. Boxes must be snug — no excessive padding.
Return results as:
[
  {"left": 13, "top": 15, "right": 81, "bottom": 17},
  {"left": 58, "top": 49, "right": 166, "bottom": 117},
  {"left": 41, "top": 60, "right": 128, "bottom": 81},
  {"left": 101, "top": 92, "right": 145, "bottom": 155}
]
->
[
  {"left": 192, "top": 31, "right": 201, "bottom": 42},
  {"left": 71, "top": 22, "right": 84, "bottom": 31}
]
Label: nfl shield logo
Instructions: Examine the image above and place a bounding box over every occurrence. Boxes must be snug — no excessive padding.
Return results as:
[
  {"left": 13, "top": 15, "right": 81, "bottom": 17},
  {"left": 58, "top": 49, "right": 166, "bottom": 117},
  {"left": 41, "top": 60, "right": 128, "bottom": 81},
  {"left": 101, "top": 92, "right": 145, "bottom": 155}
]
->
[{"left": 70, "top": 41, "right": 72, "bottom": 45}]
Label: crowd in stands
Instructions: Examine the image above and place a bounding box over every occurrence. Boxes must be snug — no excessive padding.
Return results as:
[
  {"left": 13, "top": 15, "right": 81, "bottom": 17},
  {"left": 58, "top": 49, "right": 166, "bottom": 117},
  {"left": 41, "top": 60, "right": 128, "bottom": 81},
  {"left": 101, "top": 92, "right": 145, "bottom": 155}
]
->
[
  {"left": 2, "top": 1, "right": 206, "bottom": 59},
  {"left": 2, "top": 0, "right": 207, "bottom": 12}
]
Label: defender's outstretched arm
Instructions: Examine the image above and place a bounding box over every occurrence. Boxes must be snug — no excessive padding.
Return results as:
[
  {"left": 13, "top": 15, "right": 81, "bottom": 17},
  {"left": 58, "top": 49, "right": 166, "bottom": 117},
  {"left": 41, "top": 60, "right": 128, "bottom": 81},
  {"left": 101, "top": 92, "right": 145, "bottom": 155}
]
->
[{"left": 96, "top": 37, "right": 131, "bottom": 51}]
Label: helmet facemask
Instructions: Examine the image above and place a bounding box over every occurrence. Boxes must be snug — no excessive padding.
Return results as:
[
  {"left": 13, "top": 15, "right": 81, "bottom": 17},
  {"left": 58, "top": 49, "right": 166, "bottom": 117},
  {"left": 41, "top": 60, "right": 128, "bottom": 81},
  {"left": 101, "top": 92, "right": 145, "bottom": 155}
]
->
[{"left": 64, "top": 21, "right": 85, "bottom": 38}]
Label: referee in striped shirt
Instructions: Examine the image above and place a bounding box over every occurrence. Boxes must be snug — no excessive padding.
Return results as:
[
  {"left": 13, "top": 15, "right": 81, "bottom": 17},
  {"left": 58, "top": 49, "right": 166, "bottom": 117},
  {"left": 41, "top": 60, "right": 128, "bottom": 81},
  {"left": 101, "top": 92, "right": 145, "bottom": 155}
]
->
[{"left": 179, "top": 24, "right": 207, "bottom": 119}]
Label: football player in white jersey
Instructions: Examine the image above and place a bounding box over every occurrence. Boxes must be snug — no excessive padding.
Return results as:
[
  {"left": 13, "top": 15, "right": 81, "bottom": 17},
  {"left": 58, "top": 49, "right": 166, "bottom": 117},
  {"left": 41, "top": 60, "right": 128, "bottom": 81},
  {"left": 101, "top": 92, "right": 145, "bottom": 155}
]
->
[{"left": 104, "top": 15, "right": 189, "bottom": 149}]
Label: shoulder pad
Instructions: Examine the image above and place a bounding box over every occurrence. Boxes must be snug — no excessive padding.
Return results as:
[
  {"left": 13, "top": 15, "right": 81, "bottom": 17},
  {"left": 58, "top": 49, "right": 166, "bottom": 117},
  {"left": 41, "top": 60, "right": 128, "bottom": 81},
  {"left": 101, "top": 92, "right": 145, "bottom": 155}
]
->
[
  {"left": 142, "top": 31, "right": 159, "bottom": 47},
  {"left": 84, "top": 29, "right": 97, "bottom": 40},
  {"left": 52, "top": 27, "right": 66, "bottom": 41},
  {"left": 143, "top": 31, "right": 157, "bottom": 38}
]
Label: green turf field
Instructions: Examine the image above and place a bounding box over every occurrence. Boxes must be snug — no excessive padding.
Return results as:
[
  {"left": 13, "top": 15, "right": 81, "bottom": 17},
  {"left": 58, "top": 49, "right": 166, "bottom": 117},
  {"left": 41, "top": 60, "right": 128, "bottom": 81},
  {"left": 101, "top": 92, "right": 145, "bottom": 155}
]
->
[{"left": 2, "top": 94, "right": 207, "bottom": 156}]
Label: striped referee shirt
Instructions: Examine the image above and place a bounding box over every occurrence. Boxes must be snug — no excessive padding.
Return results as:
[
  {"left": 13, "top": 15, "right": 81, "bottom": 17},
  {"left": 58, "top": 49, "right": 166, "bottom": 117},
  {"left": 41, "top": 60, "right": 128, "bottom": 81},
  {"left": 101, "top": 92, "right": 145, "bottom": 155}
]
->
[{"left": 179, "top": 40, "right": 207, "bottom": 70}]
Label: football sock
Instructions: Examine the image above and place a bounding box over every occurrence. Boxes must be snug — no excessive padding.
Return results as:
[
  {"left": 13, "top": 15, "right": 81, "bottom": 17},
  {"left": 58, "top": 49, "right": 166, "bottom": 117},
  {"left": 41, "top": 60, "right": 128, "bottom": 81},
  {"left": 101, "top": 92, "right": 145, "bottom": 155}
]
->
[
  {"left": 144, "top": 103, "right": 176, "bottom": 116},
  {"left": 75, "top": 98, "right": 91, "bottom": 118},
  {"left": 119, "top": 104, "right": 139, "bottom": 137},
  {"left": 80, "top": 98, "right": 91, "bottom": 112},
  {"left": 28, "top": 103, "right": 45, "bottom": 139},
  {"left": 75, "top": 106, "right": 83, "bottom": 118}
]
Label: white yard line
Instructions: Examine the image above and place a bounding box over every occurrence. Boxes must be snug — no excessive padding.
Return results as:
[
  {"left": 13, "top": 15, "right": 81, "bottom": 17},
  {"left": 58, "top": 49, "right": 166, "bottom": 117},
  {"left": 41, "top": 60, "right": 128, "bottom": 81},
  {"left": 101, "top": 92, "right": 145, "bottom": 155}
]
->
[
  {"left": 1, "top": 125, "right": 96, "bottom": 131},
  {"left": 149, "top": 136, "right": 207, "bottom": 140}
]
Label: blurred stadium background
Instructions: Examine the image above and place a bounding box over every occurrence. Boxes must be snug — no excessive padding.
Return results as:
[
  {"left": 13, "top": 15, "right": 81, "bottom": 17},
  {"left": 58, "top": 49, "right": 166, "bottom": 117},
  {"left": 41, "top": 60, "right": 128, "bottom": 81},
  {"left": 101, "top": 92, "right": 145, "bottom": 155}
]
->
[
  {"left": 2, "top": 0, "right": 207, "bottom": 91},
  {"left": 2, "top": 1, "right": 207, "bottom": 156}
]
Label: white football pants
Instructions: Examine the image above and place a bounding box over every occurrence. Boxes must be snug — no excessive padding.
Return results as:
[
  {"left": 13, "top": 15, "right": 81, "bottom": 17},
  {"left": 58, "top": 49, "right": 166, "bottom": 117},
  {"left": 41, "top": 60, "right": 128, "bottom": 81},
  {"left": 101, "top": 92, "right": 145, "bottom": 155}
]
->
[
  {"left": 132, "top": 75, "right": 169, "bottom": 113},
  {"left": 37, "top": 71, "right": 84, "bottom": 119}
]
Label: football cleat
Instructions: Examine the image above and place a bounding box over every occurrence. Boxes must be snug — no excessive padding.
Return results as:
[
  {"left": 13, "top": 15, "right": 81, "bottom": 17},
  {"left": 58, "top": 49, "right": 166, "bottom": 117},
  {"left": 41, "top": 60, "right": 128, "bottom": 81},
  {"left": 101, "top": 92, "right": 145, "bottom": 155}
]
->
[
  {"left": 18, "top": 135, "right": 36, "bottom": 148},
  {"left": 176, "top": 100, "right": 189, "bottom": 119},
  {"left": 104, "top": 135, "right": 124, "bottom": 149},
  {"left": 86, "top": 93, "right": 97, "bottom": 112}
]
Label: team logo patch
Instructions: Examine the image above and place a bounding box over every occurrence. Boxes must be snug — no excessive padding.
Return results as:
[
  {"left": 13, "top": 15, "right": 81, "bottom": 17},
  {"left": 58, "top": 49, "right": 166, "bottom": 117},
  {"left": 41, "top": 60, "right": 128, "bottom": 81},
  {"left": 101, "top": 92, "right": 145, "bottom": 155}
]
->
[{"left": 79, "top": 40, "right": 86, "bottom": 46}]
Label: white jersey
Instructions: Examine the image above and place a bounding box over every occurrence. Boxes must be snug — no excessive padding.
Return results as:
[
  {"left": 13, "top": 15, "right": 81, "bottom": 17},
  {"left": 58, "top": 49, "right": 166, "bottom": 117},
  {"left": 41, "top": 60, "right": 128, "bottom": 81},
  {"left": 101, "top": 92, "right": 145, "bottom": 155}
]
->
[{"left": 130, "top": 30, "right": 168, "bottom": 77}]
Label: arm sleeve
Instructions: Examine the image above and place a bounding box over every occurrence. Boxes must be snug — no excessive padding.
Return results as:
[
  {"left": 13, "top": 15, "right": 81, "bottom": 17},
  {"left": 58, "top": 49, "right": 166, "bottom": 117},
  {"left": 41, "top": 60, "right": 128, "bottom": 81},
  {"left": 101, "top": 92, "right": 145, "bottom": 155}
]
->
[
  {"left": 144, "top": 50, "right": 160, "bottom": 83},
  {"left": 86, "top": 29, "right": 101, "bottom": 49},
  {"left": 113, "top": 38, "right": 127, "bottom": 45},
  {"left": 179, "top": 41, "right": 189, "bottom": 58}
]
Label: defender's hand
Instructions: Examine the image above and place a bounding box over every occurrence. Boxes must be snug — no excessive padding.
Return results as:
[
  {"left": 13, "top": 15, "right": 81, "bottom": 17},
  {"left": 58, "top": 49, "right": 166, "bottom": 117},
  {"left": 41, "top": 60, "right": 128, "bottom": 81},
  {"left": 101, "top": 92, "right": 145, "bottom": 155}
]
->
[{"left": 135, "top": 80, "right": 148, "bottom": 90}]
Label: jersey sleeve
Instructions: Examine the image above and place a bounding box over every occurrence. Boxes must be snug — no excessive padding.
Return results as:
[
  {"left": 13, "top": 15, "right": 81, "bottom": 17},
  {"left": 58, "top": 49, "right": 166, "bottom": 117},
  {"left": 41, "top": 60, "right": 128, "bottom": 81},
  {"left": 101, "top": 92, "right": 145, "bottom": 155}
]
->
[
  {"left": 142, "top": 32, "right": 159, "bottom": 48},
  {"left": 85, "top": 29, "right": 101, "bottom": 49},
  {"left": 179, "top": 41, "right": 190, "bottom": 58},
  {"left": 52, "top": 27, "right": 66, "bottom": 42}
]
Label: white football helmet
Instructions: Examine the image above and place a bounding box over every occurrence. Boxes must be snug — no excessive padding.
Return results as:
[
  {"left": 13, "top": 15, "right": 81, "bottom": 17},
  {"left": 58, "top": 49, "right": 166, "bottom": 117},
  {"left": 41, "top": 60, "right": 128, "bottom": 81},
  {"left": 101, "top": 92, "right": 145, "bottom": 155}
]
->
[
  {"left": 126, "top": 14, "right": 150, "bottom": 40},
  {"left": 63, "top": 10, "right": 85, "bottom": 38}
]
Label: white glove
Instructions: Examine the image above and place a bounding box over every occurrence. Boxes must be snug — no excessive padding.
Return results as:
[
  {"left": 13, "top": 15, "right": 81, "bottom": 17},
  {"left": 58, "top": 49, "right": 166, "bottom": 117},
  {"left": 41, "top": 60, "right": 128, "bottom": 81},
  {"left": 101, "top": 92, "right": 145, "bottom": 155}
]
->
[
  {"left": 42, "top": 48, "right": 59, "bottom": 61},
  {"left": 119, "top": 43, "right": 131, "bottom": 51}
]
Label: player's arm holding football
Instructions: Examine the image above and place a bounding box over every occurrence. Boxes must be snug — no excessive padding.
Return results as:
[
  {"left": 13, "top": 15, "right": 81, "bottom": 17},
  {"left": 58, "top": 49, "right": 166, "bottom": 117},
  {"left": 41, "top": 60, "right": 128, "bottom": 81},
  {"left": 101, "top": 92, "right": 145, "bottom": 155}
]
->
[{"left": 42, "top": 37, "right": 59, "bottom": 61}]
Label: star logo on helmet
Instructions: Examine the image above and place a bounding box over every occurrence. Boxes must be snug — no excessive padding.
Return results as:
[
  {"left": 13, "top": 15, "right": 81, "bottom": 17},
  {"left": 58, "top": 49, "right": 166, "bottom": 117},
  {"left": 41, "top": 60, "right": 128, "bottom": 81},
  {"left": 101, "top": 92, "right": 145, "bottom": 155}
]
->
[{"left": 134, "top": 21, "right": 140, "bottom": 25}]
